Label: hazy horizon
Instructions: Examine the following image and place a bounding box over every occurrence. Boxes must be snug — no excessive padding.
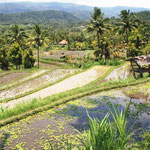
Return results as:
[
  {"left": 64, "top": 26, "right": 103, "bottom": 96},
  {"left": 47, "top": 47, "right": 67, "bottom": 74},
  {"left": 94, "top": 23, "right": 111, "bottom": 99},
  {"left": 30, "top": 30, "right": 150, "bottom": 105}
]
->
[{"left": 0, "top": 0, "right": 150, "bottom": 9}]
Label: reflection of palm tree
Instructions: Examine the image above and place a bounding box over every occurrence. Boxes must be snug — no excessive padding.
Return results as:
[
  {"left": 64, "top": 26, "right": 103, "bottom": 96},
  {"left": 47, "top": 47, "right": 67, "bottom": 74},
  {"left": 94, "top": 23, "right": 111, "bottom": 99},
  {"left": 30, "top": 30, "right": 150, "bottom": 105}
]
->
[
  {"left": 87, "top": 7, "right": 109, "bottom": 49},
  {"left": 8, "top": 24, "right": 27, "bottom": 48},
  {"left": 33, "top": 25, "right": 47, "bottom": 68},
  {"left": 117, "top": 10, "right": 138, "bottom": 44}
]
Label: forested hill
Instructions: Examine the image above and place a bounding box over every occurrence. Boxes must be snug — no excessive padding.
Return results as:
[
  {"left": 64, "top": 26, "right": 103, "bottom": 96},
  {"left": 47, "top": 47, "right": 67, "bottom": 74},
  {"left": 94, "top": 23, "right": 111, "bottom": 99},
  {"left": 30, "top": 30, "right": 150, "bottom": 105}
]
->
[
  {"left": 136, "top": 11, "right": 150, "bottom": 21},
  {"left": 0, "top": 10, "right": 81, "bottom": 25},
  {"left": 0, "top": 2, "right": 150, "bottom": 20}
]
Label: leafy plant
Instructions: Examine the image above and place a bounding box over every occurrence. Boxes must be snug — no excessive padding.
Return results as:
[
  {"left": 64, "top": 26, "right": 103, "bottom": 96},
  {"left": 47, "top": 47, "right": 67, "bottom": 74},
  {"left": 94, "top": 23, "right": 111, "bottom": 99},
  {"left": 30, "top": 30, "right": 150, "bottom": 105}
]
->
[{"left": 78, "top": 104, "right": 135, "bottom": 150}]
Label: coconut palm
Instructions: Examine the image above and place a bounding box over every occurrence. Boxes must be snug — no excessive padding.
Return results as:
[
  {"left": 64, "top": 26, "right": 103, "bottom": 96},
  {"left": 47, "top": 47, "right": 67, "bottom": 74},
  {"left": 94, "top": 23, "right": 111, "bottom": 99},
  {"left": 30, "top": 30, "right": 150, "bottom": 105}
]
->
[
  {"left": 33, "top": 25, "right": 47, "bottom": 68},
  {"left": 117, "top": 10, "right": 138, "bottom": 44},
  {"left": 8, "top": 24, "right": 28, "bottom": 48},
  {"left": 86, "top": 7, "right": 110, "bottom": 49}
]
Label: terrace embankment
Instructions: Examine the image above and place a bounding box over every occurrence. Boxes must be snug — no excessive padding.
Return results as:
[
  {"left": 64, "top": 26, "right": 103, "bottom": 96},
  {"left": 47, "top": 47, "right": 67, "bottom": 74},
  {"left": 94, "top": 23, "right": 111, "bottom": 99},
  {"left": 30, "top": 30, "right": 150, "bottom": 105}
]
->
[{"left": 1, "top": 66, "right": 110, "bottom": 109}]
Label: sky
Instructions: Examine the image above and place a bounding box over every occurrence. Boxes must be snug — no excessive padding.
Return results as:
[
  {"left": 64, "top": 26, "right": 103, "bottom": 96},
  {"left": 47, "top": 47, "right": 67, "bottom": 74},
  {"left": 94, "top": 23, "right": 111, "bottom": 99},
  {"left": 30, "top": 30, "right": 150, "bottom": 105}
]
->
[{"left": 0, "top": 0, "right": 150, "bottom": 8}]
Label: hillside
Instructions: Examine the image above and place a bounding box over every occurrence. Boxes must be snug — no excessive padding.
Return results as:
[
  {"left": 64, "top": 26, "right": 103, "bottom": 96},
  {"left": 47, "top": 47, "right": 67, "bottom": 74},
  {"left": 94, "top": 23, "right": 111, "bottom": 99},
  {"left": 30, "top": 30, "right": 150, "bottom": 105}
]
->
[
  {"left": 136, "top": 11, "right": 150, "bottom": 21},
  {"left": 0, "top": 10, "right": 81, "bottom": 25},
  {"left": 0, "top": 2, "right": 149, "bottom": 20}
]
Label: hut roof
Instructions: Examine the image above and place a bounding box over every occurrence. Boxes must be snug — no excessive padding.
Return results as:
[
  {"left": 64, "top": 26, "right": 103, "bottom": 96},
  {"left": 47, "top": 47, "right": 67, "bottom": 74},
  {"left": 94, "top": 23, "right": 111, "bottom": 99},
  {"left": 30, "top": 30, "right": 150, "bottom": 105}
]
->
[
  {"left": 127, "top": 55, "right": 150, "bottom": 66},
  {"left": 59, "top": 40, "right": 68, "bottom": 45}
]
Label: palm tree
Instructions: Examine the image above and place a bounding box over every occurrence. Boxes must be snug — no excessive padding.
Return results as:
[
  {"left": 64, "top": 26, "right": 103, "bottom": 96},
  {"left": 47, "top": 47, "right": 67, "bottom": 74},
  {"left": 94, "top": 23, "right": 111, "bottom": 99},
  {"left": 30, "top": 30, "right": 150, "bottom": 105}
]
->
[
  {"left": 33, "top": 25, "right": 47, "bottom": 68},
  {"left": 8, "top": 25, "right": 28, "bottom": 48},
  {"left": 86, "top": 7, "right": 110, "bottom": 49},
  {"left": 117, "top": 10, "right": 138, "bottom": 44}
]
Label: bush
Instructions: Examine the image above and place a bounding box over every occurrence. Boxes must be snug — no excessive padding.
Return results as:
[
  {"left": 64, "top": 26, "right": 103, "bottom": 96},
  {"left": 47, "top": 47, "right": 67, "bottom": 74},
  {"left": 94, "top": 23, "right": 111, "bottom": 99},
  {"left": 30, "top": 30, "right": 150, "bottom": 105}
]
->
[
  {"left": 8, "top": 42, "right": 22, "bottom": 70},
  {"left": 23, "top": 49, "right": 35, "bottom": 68},
  {"left": 98, "top": 59, "right": 123, "bottom": 66},
  {"left": 0, "top": 47, "right": 9, "bottom": 70}
]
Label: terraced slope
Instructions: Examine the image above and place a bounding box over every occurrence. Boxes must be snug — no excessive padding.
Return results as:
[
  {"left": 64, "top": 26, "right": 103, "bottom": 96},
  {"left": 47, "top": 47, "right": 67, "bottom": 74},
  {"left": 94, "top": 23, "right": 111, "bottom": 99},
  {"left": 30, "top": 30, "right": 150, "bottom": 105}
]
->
[
  {"left": 0, "top": 69, "right": 78, "bottom": 101},
  {"left": 1, "top": 66, "right": 111, "bottom": 109}
]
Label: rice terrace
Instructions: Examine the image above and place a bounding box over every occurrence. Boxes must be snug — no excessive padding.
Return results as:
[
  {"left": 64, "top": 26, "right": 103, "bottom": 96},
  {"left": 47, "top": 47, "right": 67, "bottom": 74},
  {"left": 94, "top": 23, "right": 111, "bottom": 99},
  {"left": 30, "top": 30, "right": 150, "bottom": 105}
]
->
[{"left": 0, "top": 0, "right": 150, "bottom": 149}]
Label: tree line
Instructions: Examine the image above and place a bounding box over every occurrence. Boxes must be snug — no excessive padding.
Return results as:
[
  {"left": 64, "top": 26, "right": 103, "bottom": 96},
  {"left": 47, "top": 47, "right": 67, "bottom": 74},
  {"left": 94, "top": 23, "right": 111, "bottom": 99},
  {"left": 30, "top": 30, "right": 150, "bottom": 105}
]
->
[
  {"left": 0, "top": 24, "right": 47, "bottom": 70},
  {"left": 0, "top": 8, "right": 150, "bottom": 70}
]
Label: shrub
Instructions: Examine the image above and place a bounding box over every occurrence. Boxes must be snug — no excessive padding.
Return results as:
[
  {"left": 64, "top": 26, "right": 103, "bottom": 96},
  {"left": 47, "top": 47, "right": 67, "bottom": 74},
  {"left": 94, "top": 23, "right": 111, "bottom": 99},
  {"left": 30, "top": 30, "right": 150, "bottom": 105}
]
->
[
  {"left": 8, "top": 42, "right": 22, "bottom": 70},
  {"left": 0, "top": 47, "right": 9, "bottom": 70},
  {"left": 23, "top": 49, "right": 35, "bottom": 68}
]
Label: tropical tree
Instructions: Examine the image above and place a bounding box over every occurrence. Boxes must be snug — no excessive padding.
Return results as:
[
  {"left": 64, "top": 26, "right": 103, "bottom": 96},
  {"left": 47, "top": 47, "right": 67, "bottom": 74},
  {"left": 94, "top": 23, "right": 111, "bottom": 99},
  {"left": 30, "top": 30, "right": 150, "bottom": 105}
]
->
[
  {"left": 94, "top": 37, "right": 111, "bottom": 63},
  {"left": 86, "top": 7, "right": 110, "bottom": 49},
  {"left": 117, "top": 10, "right": 138, "bottom": 44},
  {"left": 23, "top": 49, "right": 35, "bottom": 68},
  {"left": 8, "top": 25, "right": 28, "bottom": 49},
  {"left": 8, "top": 42, "right": 22, "bottom": 70},
  {"left": 33, "top": 25, "right": 47, "bottom": 68},
  {"left": 0, "top": 47, "right": 9, "bottom": 70}
]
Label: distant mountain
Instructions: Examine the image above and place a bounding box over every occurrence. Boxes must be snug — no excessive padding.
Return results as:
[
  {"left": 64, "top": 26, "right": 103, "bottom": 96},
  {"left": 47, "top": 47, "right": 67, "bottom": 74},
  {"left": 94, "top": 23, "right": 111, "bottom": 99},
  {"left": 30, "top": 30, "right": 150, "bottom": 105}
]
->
[
  {"left": 100, "top": 6, "right": 150, "bottom": 18},
  {"left": 0, "top": 2, "right": 149, "bottom": 20},
  {"left": 0, "top": 10, "right": 80, "bottom": 25}
]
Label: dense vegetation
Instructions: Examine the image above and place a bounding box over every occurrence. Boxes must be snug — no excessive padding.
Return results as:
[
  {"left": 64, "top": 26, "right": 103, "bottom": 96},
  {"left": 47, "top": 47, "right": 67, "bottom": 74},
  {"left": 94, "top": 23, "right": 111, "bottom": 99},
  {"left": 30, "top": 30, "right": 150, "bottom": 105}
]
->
[{"left": 0, "top": 7, "right": 150, "bottom": 70}]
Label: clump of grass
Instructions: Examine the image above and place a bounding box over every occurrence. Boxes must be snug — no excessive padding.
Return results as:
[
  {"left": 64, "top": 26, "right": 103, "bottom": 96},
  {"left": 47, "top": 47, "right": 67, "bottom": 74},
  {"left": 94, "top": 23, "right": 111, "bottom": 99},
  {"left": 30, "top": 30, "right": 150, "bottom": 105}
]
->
[
  {"left": 98, "top": 59, "right": 123, "bottom": 66},
  {"left": 81, "top": 59, "right": 123, "bottom": 69},
  {"left": 79, "top": 112, "right": 116, "bottom": 150},
  {"left": 78, "top": 104, "right": 135, "bottom": 150}
]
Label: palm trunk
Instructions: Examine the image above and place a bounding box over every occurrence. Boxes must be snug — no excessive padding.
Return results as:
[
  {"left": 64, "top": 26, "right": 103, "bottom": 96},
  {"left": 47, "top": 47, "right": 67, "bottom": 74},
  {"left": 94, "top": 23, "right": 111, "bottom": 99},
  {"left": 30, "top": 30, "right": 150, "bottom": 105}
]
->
[
  {"left": 97, "top": 31, "right": 100, "bottom": 49},
  {"left": 126, "top": 29, "right": 128, "bottom": 44},
  {"left": 37, "top": 46, "right": 40, "bottom": 68}
]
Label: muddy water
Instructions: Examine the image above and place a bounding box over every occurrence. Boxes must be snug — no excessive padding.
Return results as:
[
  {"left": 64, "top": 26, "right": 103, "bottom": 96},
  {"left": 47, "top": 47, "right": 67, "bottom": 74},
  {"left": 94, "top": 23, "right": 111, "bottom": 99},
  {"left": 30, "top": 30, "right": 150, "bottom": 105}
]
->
[{"left": 0, "top": 82, "right": 150, "bottom": 149}]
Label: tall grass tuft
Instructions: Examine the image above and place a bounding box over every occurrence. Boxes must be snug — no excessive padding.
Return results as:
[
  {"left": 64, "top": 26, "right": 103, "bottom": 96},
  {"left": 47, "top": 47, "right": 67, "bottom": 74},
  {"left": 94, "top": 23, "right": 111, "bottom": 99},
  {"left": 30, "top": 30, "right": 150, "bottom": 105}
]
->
[
  {"left": 78, "top": 104, "right": 135, "bottom": 150},
  {"left": 110, "top": 103, "right": 135, "bottom": 149},
  {"left": 78, "top": 112, "right": 116, "bottom": 150}
]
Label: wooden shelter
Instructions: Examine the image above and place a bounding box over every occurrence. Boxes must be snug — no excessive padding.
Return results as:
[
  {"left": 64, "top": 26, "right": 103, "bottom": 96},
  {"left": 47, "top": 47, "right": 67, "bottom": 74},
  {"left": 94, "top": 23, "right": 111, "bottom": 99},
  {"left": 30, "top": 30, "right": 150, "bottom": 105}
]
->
[{"left": 127, "top": 55, "right": 150, "bottom": 78}]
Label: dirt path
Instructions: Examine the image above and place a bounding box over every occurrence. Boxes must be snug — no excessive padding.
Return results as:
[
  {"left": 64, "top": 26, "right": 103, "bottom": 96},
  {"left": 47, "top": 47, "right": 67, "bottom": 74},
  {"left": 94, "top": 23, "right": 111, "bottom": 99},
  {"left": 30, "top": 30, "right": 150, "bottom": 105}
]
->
[{"left": 1, "top": 66, "right": 110, "bottom": 109}]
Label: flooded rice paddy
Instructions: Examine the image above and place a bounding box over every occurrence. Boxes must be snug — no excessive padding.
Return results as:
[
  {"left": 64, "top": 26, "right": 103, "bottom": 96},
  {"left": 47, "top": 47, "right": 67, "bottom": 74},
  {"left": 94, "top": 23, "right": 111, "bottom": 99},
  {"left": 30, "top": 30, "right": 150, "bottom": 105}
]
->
[
  {"left": 0, "top": 82, "right": 150, "bottom": 149},
  {"left": 0, "top": 69, "right": 78, "bottom": 101}
]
